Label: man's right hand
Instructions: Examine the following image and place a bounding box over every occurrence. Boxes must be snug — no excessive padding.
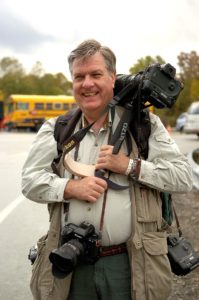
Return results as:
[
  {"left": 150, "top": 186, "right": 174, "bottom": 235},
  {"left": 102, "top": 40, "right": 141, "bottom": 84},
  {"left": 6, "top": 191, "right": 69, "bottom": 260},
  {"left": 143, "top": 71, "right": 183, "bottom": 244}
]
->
[{"left": 64, "top": 176, "right": 108, "bottom": 202}]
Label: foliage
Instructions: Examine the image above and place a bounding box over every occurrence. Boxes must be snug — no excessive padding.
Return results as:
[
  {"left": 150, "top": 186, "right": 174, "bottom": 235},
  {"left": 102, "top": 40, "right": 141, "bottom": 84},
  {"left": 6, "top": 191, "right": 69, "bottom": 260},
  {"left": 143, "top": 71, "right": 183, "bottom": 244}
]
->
[
  {"left": 0, "top": 57, "right": 72, "bottom": 100},
  {"left": 178, "top": 51, "right": 199, "bottom": 81},
  {"left": 0, "top": 57, "right": 25, "bottom": 77},
  {"left": 129, "top": 55, "right": 165, "bottom": 74},
  {"left": 1, "top": 51, "right": 199, "bottom": 127},
  {"left": 129, "top": 52, "right": 199, "bottom": 126}
]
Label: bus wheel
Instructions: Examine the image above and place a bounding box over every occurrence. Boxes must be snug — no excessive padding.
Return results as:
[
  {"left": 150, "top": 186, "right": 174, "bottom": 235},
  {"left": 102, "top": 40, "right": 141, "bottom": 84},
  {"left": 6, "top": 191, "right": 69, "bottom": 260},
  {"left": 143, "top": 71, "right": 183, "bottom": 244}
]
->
[
  {"left": 35, "top": 123, "right": 42, "bottom": 132},
  {"left": 5, "top": 124, "right": 12, "bottom": 132}
]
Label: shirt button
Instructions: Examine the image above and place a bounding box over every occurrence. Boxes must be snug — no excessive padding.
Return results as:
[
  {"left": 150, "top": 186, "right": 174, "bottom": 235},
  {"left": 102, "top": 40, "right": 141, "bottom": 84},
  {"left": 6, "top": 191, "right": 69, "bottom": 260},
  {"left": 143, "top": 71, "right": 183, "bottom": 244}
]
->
[{"left": 87, "top": 207, "right": 91, "bottom": 211}]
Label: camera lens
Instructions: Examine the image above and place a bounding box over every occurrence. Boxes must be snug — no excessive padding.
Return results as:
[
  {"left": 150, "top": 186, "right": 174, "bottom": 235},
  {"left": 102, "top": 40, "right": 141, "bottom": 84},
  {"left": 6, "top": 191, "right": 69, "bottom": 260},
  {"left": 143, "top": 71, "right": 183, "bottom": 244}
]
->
[{"left": 49, "top": 239, "right": 84, "bottom": 278}]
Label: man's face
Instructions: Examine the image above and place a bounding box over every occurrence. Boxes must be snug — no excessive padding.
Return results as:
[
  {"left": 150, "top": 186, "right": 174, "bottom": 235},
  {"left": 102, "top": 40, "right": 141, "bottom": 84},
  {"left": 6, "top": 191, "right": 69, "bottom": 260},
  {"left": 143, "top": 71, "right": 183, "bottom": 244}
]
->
[{"left": 71, "top": 53, "right": 116, "bottom": 117}]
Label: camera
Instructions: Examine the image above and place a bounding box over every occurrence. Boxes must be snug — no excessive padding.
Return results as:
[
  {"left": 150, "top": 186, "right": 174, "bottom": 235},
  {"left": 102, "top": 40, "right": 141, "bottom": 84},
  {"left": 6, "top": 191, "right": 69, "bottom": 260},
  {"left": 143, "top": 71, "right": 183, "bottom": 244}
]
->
[
  {"left": 113, "top": 63, "right": 183, "bottom": 110},
  {"left": 167, "top": 234, "right": 199, "bottom": 276},
  {"left": 49, "top": 221, "right": 100, "bottom": 278},
  {"left": 28, "top": 245, "right": 38, "bottom": 265}
]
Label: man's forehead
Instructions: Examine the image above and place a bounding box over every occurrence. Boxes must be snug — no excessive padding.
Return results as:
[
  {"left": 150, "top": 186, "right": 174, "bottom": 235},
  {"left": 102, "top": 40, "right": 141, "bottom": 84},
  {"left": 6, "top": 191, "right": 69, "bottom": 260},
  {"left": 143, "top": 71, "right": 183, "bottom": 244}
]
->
[{"left": 72, "top": 53, "right": 106, "bottom": 69}]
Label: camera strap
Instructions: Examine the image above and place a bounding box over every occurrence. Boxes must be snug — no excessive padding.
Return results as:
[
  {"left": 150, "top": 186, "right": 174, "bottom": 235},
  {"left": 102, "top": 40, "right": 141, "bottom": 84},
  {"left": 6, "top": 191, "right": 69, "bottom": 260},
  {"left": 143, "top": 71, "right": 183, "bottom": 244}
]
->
[
  {"left": 62, "top": 106, "right": 131, "bottom": 190},
  {"left": 172, "top": 204, "right": 182, "bottom": 237},
  {"left": 98, "top": 184, "right": 109, "bottom": 246}
]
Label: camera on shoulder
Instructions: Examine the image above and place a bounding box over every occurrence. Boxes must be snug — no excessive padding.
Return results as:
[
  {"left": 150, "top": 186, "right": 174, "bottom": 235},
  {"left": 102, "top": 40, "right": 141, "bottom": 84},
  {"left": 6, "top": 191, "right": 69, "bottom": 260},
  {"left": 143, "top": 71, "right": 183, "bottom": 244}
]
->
[{"left": 113, "top": 63, "right": 183, "bottom": 110}]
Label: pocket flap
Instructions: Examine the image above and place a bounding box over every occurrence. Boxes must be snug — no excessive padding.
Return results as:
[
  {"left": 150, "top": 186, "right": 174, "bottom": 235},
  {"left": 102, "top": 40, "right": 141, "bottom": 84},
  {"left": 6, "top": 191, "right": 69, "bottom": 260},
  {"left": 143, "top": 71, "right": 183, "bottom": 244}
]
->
[
  {"left": 155, "top": 134, "right": 174, "bottom": 144},
  {"left": 142, "top": 232, "right": 168, "bottom": 255}
]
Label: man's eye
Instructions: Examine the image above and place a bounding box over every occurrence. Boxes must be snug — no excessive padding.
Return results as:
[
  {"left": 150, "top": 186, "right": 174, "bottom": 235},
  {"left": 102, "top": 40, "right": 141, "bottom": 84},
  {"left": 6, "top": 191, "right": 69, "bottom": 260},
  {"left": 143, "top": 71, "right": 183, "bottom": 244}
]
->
[
  {"left": 74, "top": 75, "right": 83, "bottom": 81},
  {"left": 93, "top": 73, "right": 102, "bottom": 78}
]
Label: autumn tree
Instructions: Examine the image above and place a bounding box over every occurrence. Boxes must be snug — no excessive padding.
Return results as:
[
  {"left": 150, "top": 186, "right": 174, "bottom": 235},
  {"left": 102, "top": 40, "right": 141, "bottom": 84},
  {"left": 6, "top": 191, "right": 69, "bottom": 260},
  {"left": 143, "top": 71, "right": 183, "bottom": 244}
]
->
[
  {"left": 175, "top": 51, "right": 199, "bottom": 115},
  {"left": 129, "top": 55, "right": 165, "bottom": 74},
  {"left": 178, "top": 51, "right": 199, "bottom": 81}
]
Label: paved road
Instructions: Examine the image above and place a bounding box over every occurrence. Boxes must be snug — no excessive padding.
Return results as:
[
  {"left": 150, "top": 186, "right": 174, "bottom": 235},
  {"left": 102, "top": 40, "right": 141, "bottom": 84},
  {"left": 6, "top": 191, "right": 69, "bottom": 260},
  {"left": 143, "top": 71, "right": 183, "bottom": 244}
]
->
[
  {"left": 0, "top": 132, "right": 48, "bottom": 300},
  {"left": 0, "top": 130, "right": 198, "bottom": 300}
]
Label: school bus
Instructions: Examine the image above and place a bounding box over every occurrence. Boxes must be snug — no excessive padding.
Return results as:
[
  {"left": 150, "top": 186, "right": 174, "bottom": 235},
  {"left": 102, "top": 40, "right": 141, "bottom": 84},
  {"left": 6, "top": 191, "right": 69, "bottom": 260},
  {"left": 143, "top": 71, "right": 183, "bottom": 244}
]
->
[{"left": 3, "top": 94, "right": 77, "bottom": 131}]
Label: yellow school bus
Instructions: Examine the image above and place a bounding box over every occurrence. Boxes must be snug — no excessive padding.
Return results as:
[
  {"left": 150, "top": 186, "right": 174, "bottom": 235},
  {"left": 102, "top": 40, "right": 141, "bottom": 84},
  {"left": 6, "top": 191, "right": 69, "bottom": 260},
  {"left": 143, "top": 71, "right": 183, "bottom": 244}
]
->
[{"left": 3, "top": 94, "right": 77, "bottom": 131}]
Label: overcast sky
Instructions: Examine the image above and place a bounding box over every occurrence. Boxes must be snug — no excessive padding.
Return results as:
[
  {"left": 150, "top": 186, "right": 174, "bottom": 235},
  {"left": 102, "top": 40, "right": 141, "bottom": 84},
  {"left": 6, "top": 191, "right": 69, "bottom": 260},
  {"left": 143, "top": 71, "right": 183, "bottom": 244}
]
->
[{"left": 0, "top": 0, "right": 198, "bottom": 79}]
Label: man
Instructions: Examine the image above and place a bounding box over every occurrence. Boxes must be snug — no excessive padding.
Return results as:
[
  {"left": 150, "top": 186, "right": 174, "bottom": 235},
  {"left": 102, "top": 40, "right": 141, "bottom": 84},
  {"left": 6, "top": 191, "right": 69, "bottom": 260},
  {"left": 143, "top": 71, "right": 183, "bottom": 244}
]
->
[{"left": 22, "top": 39, "right": 192, "bottom": 300}]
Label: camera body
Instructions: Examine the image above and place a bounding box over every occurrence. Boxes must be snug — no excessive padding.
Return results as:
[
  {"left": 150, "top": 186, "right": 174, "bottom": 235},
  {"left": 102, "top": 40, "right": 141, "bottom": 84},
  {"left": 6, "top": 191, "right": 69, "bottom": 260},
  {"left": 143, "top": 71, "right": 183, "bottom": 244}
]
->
[
  {"left": 140, "top": 63, "right": 183, "bottom": 108},
  {"left": 167, "top": 234, "right": 199, "bottom": 276},
  {"left": 60, "top": 221, "right": 100, "bottom": 263},
  {"left": 49, "top": 221, "right": 100, "bottom": 278},
  {"left": 28, "top": 245, "right": 38, "bottom": 265},
  {"left": 114, "top": 63, "right": 183, "bottom": 109}
]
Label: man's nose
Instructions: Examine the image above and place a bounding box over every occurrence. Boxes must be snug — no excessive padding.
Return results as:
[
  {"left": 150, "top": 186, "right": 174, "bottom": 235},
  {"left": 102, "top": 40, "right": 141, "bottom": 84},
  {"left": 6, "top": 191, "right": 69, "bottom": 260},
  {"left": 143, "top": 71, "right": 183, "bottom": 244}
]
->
[{"left": 82, "top": 75, "right": 94, "bottom": 88}]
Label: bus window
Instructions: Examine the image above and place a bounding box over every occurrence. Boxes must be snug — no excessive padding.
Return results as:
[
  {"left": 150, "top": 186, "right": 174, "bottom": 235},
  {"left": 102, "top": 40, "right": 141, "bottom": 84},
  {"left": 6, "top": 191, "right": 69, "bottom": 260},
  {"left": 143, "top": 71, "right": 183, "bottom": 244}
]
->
[
  {"left": 46, "top": 103, "right": 53, "bottom": 110},
  {"left": 71, "top": 103, "right": 77, "bottom": 109},
  {"left": 35, "top": 103, "right": 44, "bottom": 110},
  {"left": 54, "top": 103, "right": 62, "bottom": 110},
  {"left": 63, "top": 103, "right": 69, "bottom": 110},
  {"left": 8, "top": 103, "right": 14, "bottom": 113},
  {"left": 16, "top": 102, "right": 29, "bottom": 110}
]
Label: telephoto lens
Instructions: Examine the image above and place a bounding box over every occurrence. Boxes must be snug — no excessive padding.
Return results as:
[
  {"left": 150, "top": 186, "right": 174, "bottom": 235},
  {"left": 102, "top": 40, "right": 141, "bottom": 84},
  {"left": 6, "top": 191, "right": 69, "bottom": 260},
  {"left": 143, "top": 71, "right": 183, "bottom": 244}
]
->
[{"left": 49, "top": 239, "right": 84, "bottom": 278}]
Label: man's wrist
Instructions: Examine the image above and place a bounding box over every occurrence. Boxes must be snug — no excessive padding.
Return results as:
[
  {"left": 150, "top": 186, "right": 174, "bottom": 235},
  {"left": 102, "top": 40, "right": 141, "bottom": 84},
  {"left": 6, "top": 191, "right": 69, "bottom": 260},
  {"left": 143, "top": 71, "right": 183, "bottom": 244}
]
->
[
  {"left": 64, "top": 179, "right": 76, "bottom": 199},
  {"left": 127, "top": 158, "right": 141, "bottom": 180},
  {"left": 125, "top": 159, "right": 134, "bottom": 175}
]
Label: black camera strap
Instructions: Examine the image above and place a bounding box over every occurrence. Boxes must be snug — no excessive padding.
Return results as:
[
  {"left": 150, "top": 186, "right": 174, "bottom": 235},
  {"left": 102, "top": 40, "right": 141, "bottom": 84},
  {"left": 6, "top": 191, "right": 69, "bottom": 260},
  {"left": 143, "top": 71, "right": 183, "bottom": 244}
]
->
[
  {"left": 61, "top": 105, "right": 131, "bottom": 190},
  {"left": 109, "top": 108, "right": 133, "bottom": 155},
  {"left": 172, "top": 204, "right": 182, "bottom": 237}
]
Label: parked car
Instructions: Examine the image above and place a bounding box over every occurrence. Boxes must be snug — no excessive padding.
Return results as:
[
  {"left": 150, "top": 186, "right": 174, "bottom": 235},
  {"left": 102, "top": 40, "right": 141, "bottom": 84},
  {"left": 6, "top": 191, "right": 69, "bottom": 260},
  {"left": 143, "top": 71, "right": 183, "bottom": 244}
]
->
[
  {"left": 175, "top": 112, "right": 187, "bottom": 132},
  {"left": 187, "top": 147, "right": 199, "bottom": 190},
  {"left": 184, "top": 102, "right": 199, "bottom": 137}
]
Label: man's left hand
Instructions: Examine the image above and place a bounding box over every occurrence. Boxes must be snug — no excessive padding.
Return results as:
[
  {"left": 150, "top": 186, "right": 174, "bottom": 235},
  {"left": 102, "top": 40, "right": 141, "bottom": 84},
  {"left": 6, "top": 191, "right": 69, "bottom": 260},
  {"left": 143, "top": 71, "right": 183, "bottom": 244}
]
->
[{"left": 96, "top": 145, "right": 129, "bottom": 174}]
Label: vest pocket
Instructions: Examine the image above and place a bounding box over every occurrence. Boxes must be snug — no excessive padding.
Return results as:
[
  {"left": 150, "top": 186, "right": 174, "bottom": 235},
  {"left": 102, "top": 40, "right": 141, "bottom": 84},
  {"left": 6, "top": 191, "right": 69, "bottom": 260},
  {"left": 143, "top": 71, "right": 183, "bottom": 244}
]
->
[
  {"left": 30, "top": 230, "right": 58, "bottom": 299},
  {"left": 142, "top": 232, "right": 172, "bottom": 300},
  {"left": 30, "top": 233, "right": 52, "bottom": 299},
  {"left": 135, "top": 187, "right": 161, "bottom": 222}
]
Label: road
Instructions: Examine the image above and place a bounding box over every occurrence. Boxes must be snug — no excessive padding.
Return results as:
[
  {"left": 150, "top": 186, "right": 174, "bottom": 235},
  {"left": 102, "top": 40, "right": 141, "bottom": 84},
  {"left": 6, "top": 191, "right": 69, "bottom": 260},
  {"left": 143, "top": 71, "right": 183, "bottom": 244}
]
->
[
  {"left": 0, "top": 132, "right": 49, "bottom": 300},
  {"left": 0, "top": 130, "right": 198, "bottom": 300}
]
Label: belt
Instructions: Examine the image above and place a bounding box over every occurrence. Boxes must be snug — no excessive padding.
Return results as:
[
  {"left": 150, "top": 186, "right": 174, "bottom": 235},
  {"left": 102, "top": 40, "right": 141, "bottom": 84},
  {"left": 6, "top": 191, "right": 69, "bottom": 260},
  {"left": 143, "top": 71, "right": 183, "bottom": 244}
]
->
[{"left": 99, "top": 243, "right": 127, "bottom": 257}]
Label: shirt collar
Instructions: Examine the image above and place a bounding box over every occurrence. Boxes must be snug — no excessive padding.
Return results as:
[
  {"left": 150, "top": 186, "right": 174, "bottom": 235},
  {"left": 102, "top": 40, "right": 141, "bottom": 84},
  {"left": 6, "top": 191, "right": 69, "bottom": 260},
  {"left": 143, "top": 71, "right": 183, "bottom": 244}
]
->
[{"left": 81, "top": 109, "right": 113, "bottom": 131}]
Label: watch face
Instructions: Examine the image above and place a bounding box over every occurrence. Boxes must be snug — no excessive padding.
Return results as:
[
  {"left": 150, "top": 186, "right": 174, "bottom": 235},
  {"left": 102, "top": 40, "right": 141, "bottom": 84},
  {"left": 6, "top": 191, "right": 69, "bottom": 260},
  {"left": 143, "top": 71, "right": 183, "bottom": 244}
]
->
[{"left": 129, "top": 158, "right": 141, "bottom": 180}]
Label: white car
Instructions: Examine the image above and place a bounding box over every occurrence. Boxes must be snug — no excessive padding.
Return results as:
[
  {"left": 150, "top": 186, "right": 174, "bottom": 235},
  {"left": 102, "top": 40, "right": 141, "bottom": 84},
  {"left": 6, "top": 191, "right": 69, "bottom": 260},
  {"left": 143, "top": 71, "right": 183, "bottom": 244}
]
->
[
  {"left": 175, "top": 112, "right": 187, "bottom": 132},
  {"left": 187, "top": 147, "right": 199, "bottom": 190},
  {"left": 184, "top": 102, "right": 199, "bottom": 137}
]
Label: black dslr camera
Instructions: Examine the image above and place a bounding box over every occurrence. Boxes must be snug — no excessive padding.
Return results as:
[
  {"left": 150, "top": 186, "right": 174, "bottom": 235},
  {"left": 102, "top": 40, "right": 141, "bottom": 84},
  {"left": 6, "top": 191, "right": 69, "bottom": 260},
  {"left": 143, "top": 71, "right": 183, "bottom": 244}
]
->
[
  {"left": 49, "top": 221, "right": 100, "bottom": 278},
  {"left": 167, "top": 234, "right": 199, "bottom": 276},
  {"left": 113, "top": 63, "right": 183, "bottom": 110}
]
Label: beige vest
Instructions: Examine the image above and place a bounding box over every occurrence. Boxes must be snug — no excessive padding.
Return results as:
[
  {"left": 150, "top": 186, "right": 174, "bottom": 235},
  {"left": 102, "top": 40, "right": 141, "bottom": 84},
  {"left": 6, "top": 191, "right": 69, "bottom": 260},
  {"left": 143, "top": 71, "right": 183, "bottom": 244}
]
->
[{"left": 30, "top": 139, "right": 172, "bottom": 300}]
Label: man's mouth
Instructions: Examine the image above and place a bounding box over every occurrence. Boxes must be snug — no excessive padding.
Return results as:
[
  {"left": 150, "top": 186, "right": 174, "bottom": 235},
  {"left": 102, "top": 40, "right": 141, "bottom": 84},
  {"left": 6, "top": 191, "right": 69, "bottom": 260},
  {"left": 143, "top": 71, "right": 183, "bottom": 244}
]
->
[{"left": 83, "top": 92, "right": 98, "bottom": 97}]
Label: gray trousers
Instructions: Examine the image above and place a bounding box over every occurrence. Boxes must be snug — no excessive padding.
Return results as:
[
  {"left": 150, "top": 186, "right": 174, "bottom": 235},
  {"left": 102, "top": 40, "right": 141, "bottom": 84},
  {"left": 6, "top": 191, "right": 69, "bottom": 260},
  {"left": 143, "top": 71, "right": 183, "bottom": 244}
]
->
[{"left": 68, "top": 252, "right": 131, "bottom": 300}]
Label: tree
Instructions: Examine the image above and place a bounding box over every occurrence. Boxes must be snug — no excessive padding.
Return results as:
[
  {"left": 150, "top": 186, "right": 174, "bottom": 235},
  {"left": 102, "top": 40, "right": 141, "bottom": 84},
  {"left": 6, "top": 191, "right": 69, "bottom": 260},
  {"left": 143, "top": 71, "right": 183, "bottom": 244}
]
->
[
  {"left": 129, "top": 55, "right": 165, "bottom": 74},
  {"left": 190, "top": 78, "right": 199, "bottom": 101},
  {"left": 54, "top": 73, "right": 72, "bottom": 95},
  {"left": 30, "top": 61, "right": 45, "bottom": 77},
  {"left": 176, "top": 51, "right": 199, "bottom": 112},
  {"left": 0, "top": 57, "right": 25, "bottom": 77},
  {"left": 177, "top": 51, "right": 199, "bottom": 81}
]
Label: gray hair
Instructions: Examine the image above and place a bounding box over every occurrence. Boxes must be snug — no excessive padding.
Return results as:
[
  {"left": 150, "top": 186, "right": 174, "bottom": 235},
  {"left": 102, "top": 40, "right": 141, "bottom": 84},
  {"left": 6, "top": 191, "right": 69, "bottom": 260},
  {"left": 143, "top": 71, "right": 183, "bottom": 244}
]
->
[{"left": 68, "top": 39, "right": 116, "bottom": 75}]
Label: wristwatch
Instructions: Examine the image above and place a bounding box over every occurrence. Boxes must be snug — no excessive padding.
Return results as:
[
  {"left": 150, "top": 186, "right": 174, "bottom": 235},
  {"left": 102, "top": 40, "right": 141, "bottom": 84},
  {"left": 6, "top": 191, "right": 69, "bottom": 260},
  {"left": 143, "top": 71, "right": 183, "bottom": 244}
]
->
[{"left": 128, "top": 158, "right": 141, "bottom": 180}]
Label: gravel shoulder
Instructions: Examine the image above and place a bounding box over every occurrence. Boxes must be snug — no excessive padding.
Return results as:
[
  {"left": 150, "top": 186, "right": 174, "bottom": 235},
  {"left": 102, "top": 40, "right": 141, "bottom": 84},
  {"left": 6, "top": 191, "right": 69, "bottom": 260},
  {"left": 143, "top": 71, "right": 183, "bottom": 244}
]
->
[{"left": 169, "top": 190, "right": 199, "bottom": 300}]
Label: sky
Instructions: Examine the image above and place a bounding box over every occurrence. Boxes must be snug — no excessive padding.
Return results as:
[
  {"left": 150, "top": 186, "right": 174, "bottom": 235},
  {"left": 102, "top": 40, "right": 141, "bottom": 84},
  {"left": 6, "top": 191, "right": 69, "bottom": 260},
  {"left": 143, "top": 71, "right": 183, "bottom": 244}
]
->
[{"left": 0, "top": 0, "right": 198, "bottom": 80}]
